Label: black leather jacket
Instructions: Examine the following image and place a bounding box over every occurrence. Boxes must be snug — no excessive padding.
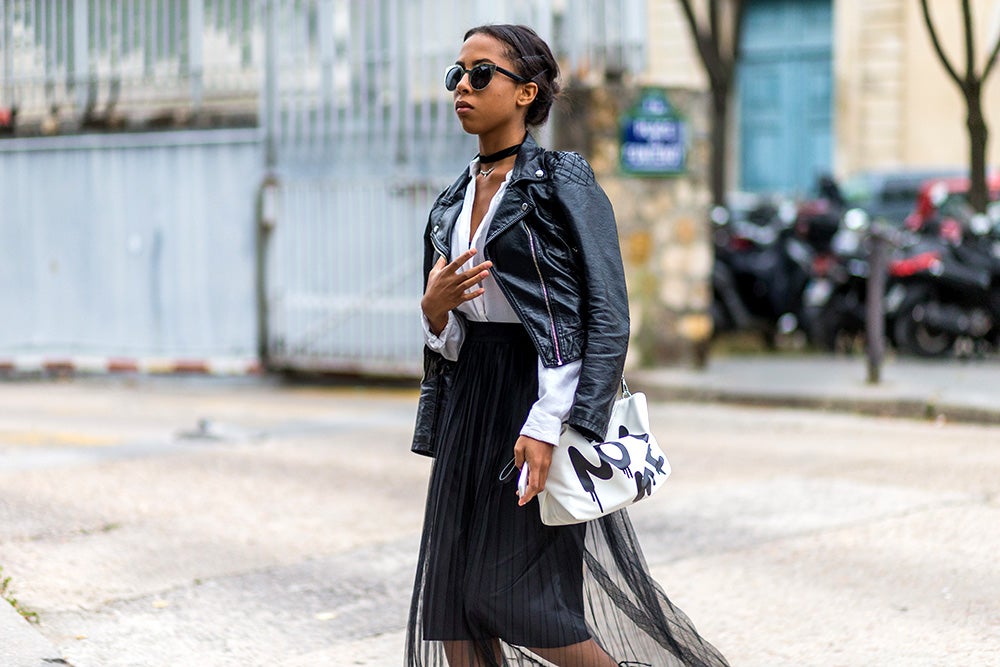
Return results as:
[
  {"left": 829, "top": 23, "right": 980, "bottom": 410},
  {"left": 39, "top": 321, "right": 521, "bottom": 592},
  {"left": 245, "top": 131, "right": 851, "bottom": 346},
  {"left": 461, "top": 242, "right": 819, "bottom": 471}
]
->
[{"left": 412, "top": 134, "right": 629, "bottom": 455}]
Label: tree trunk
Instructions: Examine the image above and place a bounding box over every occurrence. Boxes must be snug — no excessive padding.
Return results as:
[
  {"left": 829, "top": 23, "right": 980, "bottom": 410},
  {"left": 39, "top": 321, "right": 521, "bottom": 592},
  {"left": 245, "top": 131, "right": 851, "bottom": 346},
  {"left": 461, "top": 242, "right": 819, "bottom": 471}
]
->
[
  {"left": 710, "top": 87, "right": 728, "bottom": 208},
  {"left": 967, "top": 84, "right": 989, "bottom": 212}
]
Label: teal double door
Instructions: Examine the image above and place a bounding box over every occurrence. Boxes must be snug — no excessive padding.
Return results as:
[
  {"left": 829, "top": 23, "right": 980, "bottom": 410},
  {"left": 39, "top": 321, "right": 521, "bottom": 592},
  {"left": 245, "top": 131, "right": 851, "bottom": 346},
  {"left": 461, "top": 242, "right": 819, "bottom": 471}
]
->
[{"left": 738, "top": 0, "right": 833, "bottom": 195}]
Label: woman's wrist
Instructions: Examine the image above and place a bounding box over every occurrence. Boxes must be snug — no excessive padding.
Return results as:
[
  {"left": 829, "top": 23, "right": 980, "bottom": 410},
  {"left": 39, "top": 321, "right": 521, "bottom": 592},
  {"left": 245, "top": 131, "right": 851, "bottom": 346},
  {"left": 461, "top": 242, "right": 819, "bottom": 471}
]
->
[{"left": 422, "top": 303, "right": 449, "bottom": 336}]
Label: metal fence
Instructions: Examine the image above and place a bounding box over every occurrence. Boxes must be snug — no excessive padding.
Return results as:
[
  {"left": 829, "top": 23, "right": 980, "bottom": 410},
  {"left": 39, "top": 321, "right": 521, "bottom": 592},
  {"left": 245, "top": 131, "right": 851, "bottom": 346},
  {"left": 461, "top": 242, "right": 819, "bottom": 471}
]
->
[
  {"left": 262, "top": 0, "right": 646, "bottom": 166},
  {"left": 1, "top": 0, "right": 259, "bottom": 128},
  {"left": 262, "top": 177, "right": 441, "bottom": 374},
  {"left": 0, "top": 0, "right": 647, "bottom": 374},
  {"left": 2, "top": 0, "right": 644, "bottom": 135},
  {"left": 261, "top": 0, "right": 647, "bottom": 374},
  {"left": 0, "top": 129, "right": 263, "bottom": 361}
]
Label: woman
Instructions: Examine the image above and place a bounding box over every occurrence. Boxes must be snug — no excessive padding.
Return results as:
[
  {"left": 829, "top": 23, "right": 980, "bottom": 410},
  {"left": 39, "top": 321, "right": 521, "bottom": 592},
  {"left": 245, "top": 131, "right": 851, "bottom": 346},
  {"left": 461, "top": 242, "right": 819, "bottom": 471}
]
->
[{"left": 407, "top": 24, "right": 729, "bottom": 667}]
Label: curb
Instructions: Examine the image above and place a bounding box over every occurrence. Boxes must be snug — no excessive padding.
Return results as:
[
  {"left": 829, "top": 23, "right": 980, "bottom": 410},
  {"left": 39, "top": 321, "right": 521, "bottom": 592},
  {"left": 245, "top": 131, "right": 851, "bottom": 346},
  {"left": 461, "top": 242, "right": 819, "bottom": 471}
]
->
[
  {"left": 633, "top": 382, "right": 1000, "bottom": 426},
  {"left": 0, "top": 601, "right": 71, "bottom": 667},
  {"left": 0, "top": 356, "right": 262, "bottom": 377}
]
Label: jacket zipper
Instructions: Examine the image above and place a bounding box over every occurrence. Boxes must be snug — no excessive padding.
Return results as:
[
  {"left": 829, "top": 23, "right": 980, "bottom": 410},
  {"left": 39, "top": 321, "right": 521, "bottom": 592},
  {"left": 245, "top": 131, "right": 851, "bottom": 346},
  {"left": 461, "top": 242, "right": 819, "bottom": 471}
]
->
[
  {"left": 430, "top": 216, "right": 450, "bottom": 259},
  {"left": 522, "top": 221, "right": 563, "bottom": 364}
]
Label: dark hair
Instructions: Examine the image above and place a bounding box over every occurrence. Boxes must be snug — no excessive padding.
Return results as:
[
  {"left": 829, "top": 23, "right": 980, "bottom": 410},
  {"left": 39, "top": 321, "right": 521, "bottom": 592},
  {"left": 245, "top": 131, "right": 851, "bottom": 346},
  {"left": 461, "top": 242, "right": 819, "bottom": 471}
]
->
[{"left": 463, "top": 24, "right": 561, "bottom": 127}]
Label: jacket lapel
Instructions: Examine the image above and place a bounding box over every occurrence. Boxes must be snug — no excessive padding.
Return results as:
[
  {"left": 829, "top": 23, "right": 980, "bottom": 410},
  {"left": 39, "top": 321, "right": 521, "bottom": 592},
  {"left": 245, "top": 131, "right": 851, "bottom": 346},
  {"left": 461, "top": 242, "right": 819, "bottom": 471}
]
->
[
  {"left": 429, "top": 171, "right": 472, "bottom": 259},
  {"left": 484, "top": 134, "right": 548, "bottom": 247}
]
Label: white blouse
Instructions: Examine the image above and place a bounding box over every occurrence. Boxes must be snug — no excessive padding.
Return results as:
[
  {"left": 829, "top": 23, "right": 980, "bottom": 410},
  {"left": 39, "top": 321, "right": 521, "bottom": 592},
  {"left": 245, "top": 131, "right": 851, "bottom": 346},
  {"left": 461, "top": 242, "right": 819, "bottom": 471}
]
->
[{"left": 422, "top": 159, "right": 582, "bottom": 446}]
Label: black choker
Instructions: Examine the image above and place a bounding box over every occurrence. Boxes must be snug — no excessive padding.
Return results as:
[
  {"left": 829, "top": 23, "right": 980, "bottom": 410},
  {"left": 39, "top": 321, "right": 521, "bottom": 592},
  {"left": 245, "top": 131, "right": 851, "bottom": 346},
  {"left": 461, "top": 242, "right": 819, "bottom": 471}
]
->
[{"left": 477, "top": 142, "right": 523, "bottom": 166}]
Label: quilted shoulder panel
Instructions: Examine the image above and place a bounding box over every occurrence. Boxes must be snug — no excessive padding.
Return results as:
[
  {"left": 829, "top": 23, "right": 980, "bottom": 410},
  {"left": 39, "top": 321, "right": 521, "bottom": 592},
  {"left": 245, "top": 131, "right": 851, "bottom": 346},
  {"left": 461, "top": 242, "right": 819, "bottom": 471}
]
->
[{"left": 547, "top": 151, "right": 596, "bottom": 187}]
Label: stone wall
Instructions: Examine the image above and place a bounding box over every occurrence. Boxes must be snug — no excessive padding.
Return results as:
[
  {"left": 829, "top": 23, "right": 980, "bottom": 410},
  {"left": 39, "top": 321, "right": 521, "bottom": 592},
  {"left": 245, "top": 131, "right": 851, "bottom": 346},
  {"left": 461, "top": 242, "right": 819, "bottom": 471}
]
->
[{"left": 553, "top": 82, "right": 713, "bottom": 367}]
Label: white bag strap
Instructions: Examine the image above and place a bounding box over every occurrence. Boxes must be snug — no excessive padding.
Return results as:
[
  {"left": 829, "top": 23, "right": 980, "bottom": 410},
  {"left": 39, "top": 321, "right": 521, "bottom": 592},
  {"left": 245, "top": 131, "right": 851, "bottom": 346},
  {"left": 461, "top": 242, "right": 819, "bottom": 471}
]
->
[{"left": 498, "top": 458, "right": 518, "bottom": 482}]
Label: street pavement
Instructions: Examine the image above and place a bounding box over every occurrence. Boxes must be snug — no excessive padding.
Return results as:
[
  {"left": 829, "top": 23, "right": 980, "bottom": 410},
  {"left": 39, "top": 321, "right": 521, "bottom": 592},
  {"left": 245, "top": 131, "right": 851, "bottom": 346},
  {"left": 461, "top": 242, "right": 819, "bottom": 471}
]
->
[{"left": 0, "top": 354, "right": 999, "bottom": 666}]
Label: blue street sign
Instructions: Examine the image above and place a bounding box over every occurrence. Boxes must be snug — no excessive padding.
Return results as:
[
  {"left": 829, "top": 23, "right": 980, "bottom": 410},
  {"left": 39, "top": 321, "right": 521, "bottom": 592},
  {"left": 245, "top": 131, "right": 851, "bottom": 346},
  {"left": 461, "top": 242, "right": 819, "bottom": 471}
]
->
[{"left": 620, "top": 88, "right": 687, "bottom": 175}]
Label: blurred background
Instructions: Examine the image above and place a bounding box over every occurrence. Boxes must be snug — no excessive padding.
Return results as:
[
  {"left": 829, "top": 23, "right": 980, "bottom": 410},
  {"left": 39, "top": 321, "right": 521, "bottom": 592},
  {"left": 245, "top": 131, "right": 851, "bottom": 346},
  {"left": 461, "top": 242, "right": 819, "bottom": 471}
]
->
[{"left": 1, "top": 0, "right": 999, "bottom": 378}]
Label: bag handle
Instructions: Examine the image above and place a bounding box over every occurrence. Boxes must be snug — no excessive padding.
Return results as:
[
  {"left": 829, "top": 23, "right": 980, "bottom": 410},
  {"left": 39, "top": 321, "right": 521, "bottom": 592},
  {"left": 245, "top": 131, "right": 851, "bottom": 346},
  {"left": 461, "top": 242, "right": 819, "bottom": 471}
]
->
[
  {"left": 498, "top": 458, "right": 518, "bottom": 482},
  {"left": 621, "top": 376, "right": 631, "bottom": 397}
]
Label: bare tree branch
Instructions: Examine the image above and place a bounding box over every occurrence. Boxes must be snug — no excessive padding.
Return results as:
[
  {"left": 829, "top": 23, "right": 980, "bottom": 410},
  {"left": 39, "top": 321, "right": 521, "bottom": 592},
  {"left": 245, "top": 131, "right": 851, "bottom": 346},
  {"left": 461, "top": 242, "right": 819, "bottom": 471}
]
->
[
  {"left": 983, "top": 23, "right": 1000, "bottom": 79},
  {"left": 726, "top": 1, "right": 746, "bottom": 86},
  {"left": 920, "top": 0, "right": 964, "bottom": 89},
  {"left": 709, "top": 0, "right": 719, "bottom": 50},
  {"left": 678, "top": 0, "right": 725, "bottom": 87},
  {"left": 677, "top": 0, "right": 743, "bottom": 207},
  {"left": 962, "top": 0, "right": 975, "bottom": 83}
]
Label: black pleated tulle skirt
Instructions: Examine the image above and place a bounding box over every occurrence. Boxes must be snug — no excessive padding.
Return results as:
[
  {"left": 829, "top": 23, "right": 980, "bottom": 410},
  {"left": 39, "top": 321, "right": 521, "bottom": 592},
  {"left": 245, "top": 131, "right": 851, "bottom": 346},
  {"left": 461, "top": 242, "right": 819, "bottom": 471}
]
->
[{"left": 406, "top": 321, "right": 730, "bottom": 667}]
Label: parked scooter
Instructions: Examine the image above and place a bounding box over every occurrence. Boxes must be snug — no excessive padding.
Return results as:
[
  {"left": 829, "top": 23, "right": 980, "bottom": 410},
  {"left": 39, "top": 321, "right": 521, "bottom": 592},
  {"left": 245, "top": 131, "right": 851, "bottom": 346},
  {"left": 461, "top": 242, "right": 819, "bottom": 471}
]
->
[
  {"left": 794, "top": 174, "right": 846, "bottom": 257},
  {"left": 711, "top": 195, "right": 816, "bottom": 347},
  {"left": 801, "top": 209, "right": 872, "bottom": 352},
  {"left": 886, "top": 196, "right": 1000, "bottom": 357}
]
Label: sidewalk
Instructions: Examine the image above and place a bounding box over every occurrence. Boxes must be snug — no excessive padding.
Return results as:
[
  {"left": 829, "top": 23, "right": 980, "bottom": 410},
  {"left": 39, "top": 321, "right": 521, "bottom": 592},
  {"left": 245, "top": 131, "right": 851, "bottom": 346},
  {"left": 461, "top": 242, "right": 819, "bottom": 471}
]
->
[{"left": 631, "top": 353, "right": 1000, "bottom": 424}]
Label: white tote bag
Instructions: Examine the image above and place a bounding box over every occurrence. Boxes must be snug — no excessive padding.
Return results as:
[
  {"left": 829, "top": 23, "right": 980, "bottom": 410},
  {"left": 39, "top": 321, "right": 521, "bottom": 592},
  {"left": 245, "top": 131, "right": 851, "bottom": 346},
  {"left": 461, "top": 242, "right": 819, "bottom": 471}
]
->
[{"left": 537, "top": 385, "right": 670, "bottom": 526}]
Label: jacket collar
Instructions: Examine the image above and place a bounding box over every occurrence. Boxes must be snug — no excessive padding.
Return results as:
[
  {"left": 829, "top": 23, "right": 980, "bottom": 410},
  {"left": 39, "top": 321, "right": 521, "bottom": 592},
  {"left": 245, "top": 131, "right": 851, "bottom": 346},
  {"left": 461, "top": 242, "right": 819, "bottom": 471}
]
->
[
  {"left": 508, "top": 133, "right": 548, "bottom": 185},
  {"left": 429, "top": 132, "right": 549, "bottom": 256}
]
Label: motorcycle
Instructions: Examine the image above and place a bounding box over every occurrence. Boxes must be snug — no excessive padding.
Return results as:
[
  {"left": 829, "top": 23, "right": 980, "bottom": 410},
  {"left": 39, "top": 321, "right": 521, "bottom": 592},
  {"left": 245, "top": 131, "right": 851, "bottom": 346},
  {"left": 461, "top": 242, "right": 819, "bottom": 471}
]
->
[
  {"left": 885, "top": 198, "right": 1000, "bottom": 357},
  {"left": 710, "top": 195, "right": 817, "bottom": 348},
  {"left": 801, "top": 209, "right": 872, "bottom": 352}
]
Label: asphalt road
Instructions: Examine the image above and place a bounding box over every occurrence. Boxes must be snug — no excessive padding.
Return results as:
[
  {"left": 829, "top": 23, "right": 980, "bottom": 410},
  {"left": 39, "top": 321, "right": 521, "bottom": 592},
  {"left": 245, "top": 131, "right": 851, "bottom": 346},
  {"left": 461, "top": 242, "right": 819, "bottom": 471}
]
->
[{"left": 0, "top": 378, "right": 997, "bottom": 666}]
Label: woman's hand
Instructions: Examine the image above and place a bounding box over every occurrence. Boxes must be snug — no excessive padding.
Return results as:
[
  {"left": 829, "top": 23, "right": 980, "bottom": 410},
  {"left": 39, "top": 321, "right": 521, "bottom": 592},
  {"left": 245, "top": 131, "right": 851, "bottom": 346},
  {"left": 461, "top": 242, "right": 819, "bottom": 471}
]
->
[
  {"left": 421, "top": 248, "right": 492, "bottom": 335},
  {"left": 514, "top": 434, "right": 554, "bottom": 506}
]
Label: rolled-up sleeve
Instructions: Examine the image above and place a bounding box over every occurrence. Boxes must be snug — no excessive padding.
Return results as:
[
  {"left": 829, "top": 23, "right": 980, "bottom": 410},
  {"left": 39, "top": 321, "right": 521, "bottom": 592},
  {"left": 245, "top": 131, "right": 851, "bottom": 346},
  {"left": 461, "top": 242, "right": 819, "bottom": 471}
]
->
[
  {"left": 519, "top": 358, "right": 582, "bottom": 446},
  {"left": 422, "top": 311, "right": 465, "bottom": 362}
]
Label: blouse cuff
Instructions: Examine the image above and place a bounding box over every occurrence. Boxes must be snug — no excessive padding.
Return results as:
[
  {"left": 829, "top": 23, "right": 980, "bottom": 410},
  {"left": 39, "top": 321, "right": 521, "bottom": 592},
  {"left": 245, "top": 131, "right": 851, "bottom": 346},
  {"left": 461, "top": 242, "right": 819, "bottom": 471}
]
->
[
  {"left": 421, "top": 311, "right": 463, "bottom": 361},
  {"left": 519, "top": 358, "right": 582, "bottom": 447},
  {"left": 520, "top": 409, "right": 565, "bottom": 448}
]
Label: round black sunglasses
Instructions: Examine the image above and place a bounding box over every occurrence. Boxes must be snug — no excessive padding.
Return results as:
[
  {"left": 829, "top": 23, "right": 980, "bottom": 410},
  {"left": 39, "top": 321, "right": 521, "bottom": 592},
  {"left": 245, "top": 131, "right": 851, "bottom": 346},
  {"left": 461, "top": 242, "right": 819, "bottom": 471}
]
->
[{"left": 444, "top": 63, "right": 528, "bottom": 91}]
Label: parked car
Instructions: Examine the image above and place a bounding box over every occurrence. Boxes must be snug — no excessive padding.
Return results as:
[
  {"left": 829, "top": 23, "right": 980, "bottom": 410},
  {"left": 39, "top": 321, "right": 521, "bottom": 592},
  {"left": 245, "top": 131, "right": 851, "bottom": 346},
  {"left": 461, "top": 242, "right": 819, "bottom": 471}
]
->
[
  {"left": 839, "top": 168, "right": 962, "bottom": 226},
  {"left": 904, "top": 172, "right": 1000, "bottom": 234}
]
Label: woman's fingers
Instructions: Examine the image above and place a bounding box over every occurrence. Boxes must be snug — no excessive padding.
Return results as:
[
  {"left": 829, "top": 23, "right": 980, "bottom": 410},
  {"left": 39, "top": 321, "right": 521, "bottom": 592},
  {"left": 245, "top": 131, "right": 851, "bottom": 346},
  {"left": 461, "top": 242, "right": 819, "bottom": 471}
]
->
[
  {"left": 466, "top": 259, "right": 493, "bottom": 273},
  {"left": 519, "top": 463, "right": 548, "bottom": 506},
  {"left": 425, "top": 251, "right": 492, "bottom": 315},
  {"left": 453, "top": 260, "right": 492, "bottom": 283},
  {"left": 460, "top": 288, "right": 486, "bottom": 302},
  {"left": 446, "top": 247, "right": 479, "bottom": 272},
  {"left": 457, "top": 268, "right": 490, "bottom": 291},
  {"left": 515, "top": 436, "right": 553, "bottom": 506}
]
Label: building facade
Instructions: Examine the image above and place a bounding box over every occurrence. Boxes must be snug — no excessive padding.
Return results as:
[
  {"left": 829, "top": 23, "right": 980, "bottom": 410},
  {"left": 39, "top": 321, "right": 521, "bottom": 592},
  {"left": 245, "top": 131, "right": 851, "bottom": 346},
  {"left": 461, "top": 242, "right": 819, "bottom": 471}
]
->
[{"left": 646, "top": 0, "right": 1000, "bottom": 195}]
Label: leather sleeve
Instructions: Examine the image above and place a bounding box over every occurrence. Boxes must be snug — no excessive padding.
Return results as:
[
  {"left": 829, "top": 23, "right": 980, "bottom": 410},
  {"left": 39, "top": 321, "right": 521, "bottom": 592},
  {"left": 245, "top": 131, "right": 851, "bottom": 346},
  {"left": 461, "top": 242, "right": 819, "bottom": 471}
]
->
[
  {"left": 549, "top": 152, "right": 630, "bottom": 441},
  {"left": 412, "top": 214, "right": 450, "bottom": 456}
]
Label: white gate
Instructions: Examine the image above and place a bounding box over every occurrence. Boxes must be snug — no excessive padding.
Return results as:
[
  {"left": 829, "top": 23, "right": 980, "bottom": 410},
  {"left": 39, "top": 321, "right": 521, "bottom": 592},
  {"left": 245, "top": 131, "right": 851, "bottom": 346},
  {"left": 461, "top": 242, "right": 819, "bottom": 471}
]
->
[
  {"left": 0, "top": 0, "right": 644, "bottom": 374},
  {"left": 261, "top": 0, "right": 646, "bottom": 375}
]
